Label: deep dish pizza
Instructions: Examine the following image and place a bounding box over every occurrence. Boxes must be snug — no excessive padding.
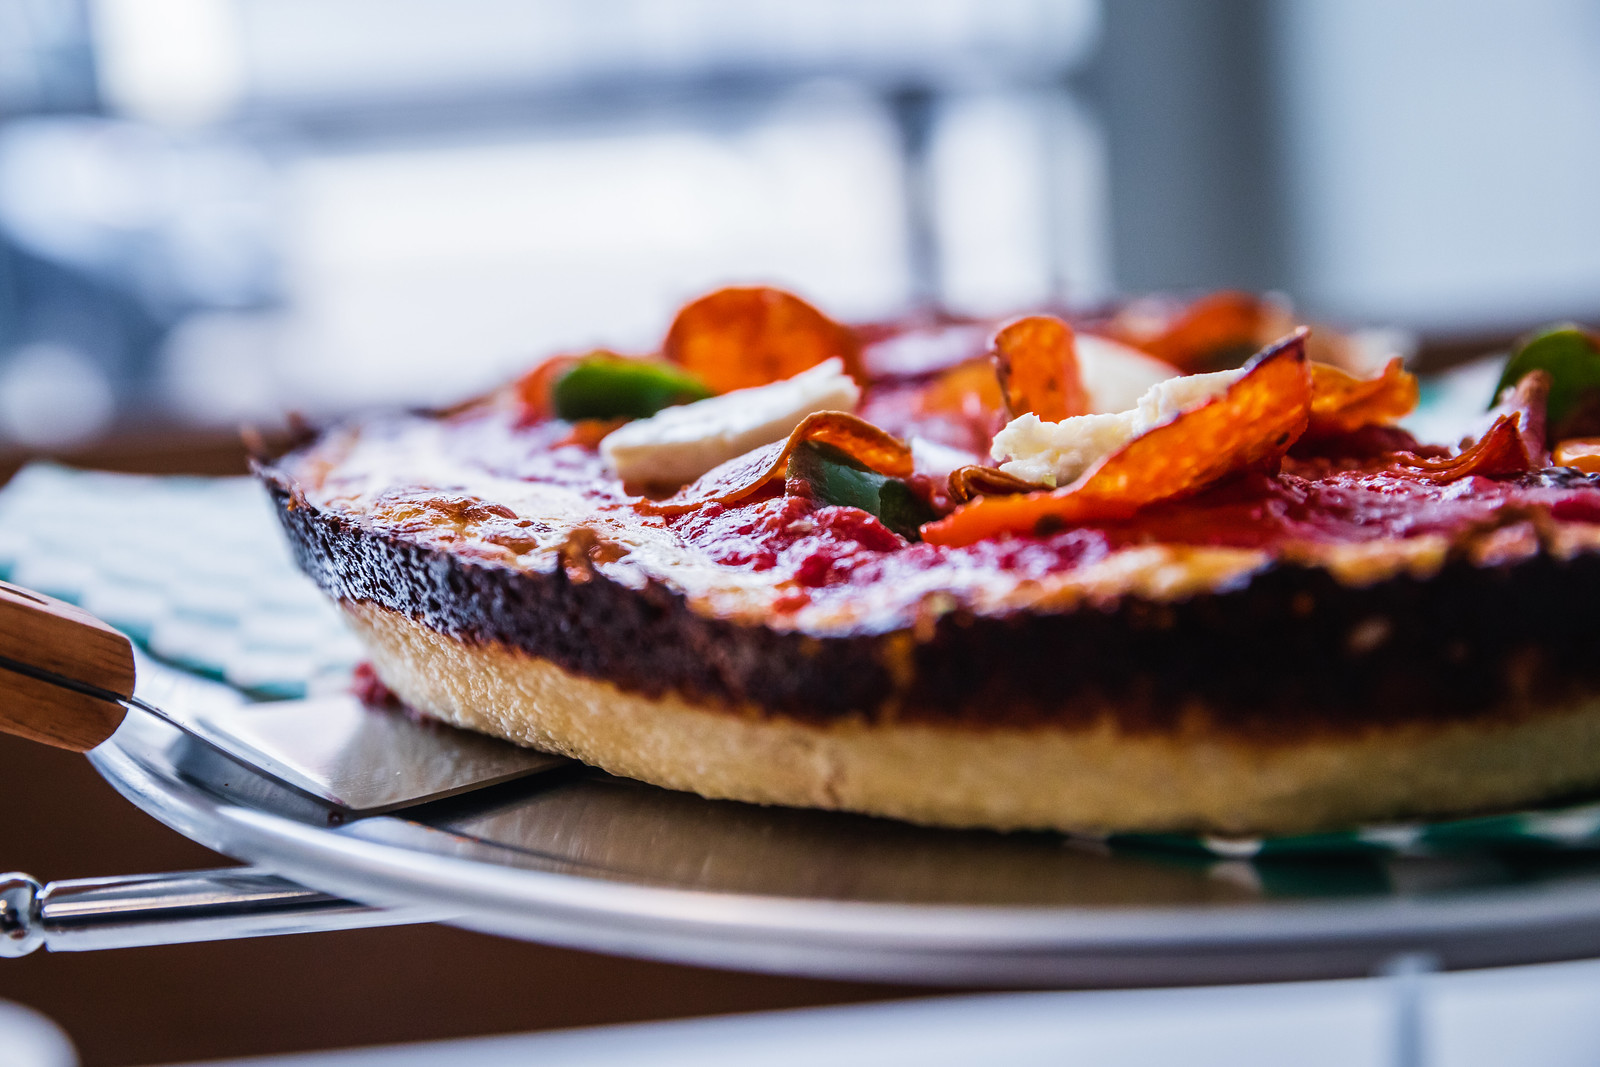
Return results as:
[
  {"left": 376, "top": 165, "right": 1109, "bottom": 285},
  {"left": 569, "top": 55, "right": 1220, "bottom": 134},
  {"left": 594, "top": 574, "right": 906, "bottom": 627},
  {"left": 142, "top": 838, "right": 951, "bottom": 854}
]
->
[{"left": 257, "top": 287, "right": 1600, "bottom": 835}]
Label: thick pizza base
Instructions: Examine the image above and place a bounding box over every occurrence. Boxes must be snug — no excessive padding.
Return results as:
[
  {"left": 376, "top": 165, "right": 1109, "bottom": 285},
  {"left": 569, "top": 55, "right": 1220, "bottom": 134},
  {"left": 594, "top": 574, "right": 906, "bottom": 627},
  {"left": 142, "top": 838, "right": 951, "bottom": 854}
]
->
[{"left": 345, "top": 600, "right": 1600, "bottom": 836}]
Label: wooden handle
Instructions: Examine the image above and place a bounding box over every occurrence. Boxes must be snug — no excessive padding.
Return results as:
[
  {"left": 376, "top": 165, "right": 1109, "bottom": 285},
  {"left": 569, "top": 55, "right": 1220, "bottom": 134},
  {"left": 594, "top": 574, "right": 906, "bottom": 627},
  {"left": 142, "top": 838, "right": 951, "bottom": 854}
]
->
[{"left": 0, "top": 581, "right": 134, "bottom": 752}]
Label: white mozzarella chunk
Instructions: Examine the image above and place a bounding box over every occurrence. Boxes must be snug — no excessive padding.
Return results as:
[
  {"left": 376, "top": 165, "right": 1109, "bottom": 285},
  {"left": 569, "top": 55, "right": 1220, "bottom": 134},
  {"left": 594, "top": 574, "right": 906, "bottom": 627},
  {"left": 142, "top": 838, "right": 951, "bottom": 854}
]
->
[
  {"left": 991, "top": 412, "right": 1137, "bottom": 489},
  {"left": 992, "top": 366, "right": 1244, "bottom": 487},
  {"left": 601, "top": 358, "right": 861, "bottom": 485},
  {"left": 1076, "top": 333, "right": 1182, "bottom": 413}
]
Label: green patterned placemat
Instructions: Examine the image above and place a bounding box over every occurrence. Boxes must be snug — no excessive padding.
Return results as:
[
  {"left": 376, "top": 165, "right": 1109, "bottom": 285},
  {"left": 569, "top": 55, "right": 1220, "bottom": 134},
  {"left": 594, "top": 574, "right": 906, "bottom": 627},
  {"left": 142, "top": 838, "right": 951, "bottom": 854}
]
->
[
  {"left": 0, "top": 463, "right": 361, "bottom": 699},
  {"left": 1110, "top": 798, "right": 1600, "bottom": 859}
]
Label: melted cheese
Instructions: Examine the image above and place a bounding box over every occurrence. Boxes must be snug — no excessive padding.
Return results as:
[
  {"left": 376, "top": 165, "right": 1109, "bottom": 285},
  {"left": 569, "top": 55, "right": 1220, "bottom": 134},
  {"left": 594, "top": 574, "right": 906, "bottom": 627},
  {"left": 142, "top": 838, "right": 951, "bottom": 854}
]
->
[
  {"left": 1077, "top": 333, "right": 1181, "bottom": 414},
  {"left": 601, "top": 358, "right": 860, "bottom": 485},
  {"left": 992, "top": 367, "right": 1244, "bottom": 487}
]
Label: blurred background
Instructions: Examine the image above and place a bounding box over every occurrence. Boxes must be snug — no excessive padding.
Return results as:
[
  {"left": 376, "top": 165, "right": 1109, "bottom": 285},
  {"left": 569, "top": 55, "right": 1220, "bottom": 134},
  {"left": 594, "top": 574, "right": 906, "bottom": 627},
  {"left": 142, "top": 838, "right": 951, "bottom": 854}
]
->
[{"left": 2, "top": 0, "right": 1599, "bottom": 453}]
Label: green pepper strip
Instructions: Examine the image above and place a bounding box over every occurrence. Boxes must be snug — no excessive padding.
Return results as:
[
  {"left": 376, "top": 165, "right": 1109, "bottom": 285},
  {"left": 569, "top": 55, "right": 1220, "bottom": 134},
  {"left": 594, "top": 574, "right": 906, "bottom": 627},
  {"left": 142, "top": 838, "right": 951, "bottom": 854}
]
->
[
  {"left": 785, "top": 441, "right": 936, "bottom": 541},
  {"left": 1493, "top": 325, "right": 1600, "bottom": 434},
  {"left": 552, "top": 355, "right": 713, "bottom": 420}
]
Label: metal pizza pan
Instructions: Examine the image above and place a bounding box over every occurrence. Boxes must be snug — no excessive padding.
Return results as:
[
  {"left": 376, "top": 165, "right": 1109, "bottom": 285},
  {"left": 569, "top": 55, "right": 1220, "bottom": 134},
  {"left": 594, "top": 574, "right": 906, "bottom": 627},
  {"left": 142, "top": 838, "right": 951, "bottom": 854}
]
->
[{"left": 80, "top": 699, "right": 1600, "bottom": 987}]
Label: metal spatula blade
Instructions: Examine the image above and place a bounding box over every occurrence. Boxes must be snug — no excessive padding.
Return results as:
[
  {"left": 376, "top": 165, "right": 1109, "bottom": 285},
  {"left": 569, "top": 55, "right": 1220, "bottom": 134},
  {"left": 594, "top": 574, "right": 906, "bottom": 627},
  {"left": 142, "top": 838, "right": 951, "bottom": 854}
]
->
[
  {"left": 132, "top": 654, "right": 568, "bottom": 814},
  {"left": 0, "top": 580, "right": 567, "bottom": 814}
]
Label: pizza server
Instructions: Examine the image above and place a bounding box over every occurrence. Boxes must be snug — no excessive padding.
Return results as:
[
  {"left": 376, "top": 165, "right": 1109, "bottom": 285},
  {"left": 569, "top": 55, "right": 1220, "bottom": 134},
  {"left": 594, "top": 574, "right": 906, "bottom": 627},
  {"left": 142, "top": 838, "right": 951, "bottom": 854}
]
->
[{"left": 0, "top": 578, "right": 565, "bottom": 814}]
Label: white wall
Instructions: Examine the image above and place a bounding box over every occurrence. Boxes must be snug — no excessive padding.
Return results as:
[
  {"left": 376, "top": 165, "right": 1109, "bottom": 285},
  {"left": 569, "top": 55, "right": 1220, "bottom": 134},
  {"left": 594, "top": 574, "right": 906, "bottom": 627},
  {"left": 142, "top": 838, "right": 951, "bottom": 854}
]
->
[{"left": 1277, "top": 0, "right": 1600, "bottom": 330}]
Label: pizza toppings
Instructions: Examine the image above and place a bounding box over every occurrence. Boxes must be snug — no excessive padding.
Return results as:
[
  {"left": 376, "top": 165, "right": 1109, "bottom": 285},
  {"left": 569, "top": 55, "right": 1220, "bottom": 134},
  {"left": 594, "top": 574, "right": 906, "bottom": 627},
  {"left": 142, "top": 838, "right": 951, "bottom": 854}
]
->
[
  {"left": 856, "top": 357, "right": 1007, "bottom": 457},
  {"left": 922, "top": 331, "right": 1311, "bottom": 547},
  {"left": 1389, "top": 414, "right": 1533, "bottom": 484},
  {"left": 1494, "top": 325, "right": 1600, "bottom": 442},
  {"left": 1305, "top": 358, "right": 1418, "bottom": 438},
  {"left": 662, "top": 286, "right": 863, "bottom": 393},
  {"left": 1555, "top": 437, "right": 1600, "bottom": 473},
  {"left": 599, "top": 358, "right": 860, "bottom": 486},
  {"left": 1101, "top": 290, "right": 1293, "bottom": 373},
  {"left": 988, "top": 366, "right": 1248, "bottom": 491},
  {"left": 289, "top": 282, "right": 1600, "bottom": 628},
  {"left": 266, "top": 283, "right": 1600, "bottom": 653},
  {"left": 512, "top": 355, "right": 581, "bottom": 425},
  {"left": 1389, "top": 371, "right": 1548, "bottom": 484},
  {"left": 785, "top": 440, "right": 937, "bottom": 540},
  {"left": 991, "top": 315, "right": 1089, "bottom": 422},
  {"left": 640, "top": 410, "right": 913, "bottom": 516},
  {"left": 668, "top": 494, "right": 905, "bottom": 592},
  {"left": 1493, "top": 368, "right": 1551, "bottom": 467},
  {"left": 946, "top": 465, "right": 1040, "bottom": 505},
  {"left": 1075, "top": 334, "right": 1182, "bottom": 414},
  {"left": 550, "top": 354, "right": 712, "bottom": 420}
]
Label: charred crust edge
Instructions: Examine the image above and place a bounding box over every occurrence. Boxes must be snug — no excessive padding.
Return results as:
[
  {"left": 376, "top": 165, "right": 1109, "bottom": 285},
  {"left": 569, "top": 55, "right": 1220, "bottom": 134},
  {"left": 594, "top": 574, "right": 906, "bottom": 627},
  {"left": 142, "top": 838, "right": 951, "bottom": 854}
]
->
[{"left": 258, "top": 464, "right": 1600, "bottom": 741}]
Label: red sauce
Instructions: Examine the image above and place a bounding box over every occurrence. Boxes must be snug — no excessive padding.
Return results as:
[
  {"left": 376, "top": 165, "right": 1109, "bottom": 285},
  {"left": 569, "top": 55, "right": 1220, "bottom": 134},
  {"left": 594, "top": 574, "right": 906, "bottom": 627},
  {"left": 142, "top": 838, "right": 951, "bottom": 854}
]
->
[
  {"left": 672, "top": 493, "right": 903, "bottom": 587},
  {"left": 1087, "top": 467, "right": 1591, "bottom": 550},
  {"left": 665, "top": 460, "right": 1600, "bottom": 596},
  {"left": 858, "top": 379, "right": 998, "bottom": 456}
]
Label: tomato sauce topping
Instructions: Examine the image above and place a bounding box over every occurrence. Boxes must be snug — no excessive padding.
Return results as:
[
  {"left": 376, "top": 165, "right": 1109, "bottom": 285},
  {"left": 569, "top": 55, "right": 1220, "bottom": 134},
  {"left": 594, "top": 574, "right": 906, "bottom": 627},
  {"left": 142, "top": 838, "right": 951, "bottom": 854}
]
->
[{"left": 301, "top": 289, "right": 1600, "bottom": 632}]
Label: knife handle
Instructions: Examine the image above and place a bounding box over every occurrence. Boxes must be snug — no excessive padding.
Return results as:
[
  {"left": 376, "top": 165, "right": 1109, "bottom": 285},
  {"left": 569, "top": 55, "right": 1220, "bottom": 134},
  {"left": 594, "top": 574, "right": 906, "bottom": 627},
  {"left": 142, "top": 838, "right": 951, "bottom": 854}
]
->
[{"left": 0, "top": 581, "right": 134, "bottom": 752}]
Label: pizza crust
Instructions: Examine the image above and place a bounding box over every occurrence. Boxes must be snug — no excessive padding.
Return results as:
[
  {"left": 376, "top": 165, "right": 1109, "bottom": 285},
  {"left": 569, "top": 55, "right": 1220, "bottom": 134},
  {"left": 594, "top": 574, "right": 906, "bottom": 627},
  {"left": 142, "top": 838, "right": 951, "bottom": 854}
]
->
[{"left": 344, "top": 600, "right": 1600, "bottom": 836}]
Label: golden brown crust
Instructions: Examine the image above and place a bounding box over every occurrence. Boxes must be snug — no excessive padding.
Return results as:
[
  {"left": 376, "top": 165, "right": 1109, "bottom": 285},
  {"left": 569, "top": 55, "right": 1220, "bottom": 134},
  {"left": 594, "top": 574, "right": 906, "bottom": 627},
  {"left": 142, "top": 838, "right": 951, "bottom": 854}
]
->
[{"left": 346, "top": 600, "right": 1600, "bottom": 835}]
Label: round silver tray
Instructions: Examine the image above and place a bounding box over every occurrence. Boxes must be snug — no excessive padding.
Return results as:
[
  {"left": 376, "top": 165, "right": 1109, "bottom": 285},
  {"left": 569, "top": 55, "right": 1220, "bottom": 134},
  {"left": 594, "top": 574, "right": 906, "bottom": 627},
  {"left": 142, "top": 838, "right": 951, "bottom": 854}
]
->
[{"left": 88, "top": 710, "right": 1600, "bottom": 987}]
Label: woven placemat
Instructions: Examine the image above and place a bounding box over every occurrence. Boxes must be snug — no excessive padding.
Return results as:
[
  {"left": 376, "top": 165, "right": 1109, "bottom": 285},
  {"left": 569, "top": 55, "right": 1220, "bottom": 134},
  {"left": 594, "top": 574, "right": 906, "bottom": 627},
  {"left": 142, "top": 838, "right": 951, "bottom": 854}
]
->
[{"left": 0, "top": 463, "right": 361, "bottom": 699}]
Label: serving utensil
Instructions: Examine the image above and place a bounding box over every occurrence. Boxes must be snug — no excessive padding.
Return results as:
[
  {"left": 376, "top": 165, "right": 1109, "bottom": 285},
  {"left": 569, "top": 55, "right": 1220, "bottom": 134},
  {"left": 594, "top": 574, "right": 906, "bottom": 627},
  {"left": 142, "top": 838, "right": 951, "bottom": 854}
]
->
[{"left": 0, "top": 579, "right": 565, "bottom": 813}]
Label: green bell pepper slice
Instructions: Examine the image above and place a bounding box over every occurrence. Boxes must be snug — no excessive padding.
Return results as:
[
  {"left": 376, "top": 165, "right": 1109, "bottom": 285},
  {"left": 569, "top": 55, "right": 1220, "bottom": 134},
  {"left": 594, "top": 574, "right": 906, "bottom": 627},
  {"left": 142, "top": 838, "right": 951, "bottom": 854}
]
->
[
  {"left": 553, "top": 354, "right": 712, "bottom": 420},
  {"left": 1492, "top": 325, "right": 1600, "bottom": 434},
  {"left": 786, "top": 441, "right": 937, "bottom": 541}
]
